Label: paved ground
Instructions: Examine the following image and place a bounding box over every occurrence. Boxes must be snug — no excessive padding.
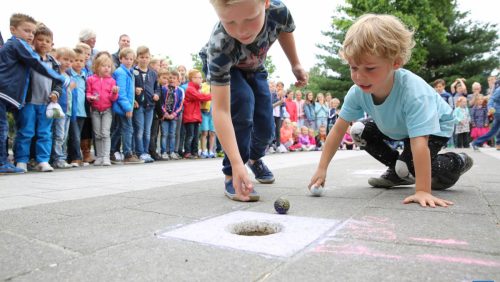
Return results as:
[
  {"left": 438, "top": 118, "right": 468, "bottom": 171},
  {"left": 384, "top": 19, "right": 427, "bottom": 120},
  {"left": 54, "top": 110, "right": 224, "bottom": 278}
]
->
[{"left": 0, "top": 148, "right": 499, "bottom": 281}]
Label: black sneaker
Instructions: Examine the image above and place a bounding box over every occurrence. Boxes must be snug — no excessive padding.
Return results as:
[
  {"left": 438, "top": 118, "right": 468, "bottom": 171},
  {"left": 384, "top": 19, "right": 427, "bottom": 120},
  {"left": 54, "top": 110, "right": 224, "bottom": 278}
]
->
[
  {"left": 247, "top": 159, "right": 275, "bottom": 184},
  {"left": 458, "top": 153, "right": 473, "bottom": 175},
  {"left": 368, "top": 167, "right": 415, "bottom": 188}
]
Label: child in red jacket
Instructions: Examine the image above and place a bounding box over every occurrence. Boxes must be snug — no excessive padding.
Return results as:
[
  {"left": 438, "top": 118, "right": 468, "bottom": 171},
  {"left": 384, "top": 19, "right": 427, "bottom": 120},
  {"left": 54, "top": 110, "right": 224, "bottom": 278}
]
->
[{"left": 182, "top": 69, "right": 211, "bottom": 158}]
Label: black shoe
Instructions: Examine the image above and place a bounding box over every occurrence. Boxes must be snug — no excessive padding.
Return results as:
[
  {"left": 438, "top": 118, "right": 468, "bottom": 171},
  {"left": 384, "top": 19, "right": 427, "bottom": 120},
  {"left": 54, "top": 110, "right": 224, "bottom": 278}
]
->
[
  {"left": 368, "top": 167, "right": 415, "bottom": 188},
  {"left": 458, "top": 153, "right": 473, "bottom": 175},
  {"left": 150, "top": 152, "right": 162, "bottom": 161}
]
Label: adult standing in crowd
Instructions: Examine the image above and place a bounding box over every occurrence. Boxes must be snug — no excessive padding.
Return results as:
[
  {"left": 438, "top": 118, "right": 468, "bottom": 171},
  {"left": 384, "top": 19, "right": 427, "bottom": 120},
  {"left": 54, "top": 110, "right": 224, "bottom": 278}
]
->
[{"left": 112, "top": 34, "right": 131, "bottom": 68}]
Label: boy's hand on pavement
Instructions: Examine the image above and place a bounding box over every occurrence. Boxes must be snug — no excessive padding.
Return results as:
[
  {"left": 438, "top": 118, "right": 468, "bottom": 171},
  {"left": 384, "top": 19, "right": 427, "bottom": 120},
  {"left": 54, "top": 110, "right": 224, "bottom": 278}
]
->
[
  {"left": 403, "top": 191, "right": 453, "bottom": 208},
  {"left": 232, "top": 164, "right": 253, "bottom": 202}
]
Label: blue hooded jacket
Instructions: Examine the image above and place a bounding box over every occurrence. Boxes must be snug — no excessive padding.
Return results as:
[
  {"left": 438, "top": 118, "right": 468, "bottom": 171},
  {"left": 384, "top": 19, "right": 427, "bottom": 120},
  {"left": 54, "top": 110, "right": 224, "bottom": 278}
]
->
[{"left": 0, "top": 36, "right": 70, "bottom": 108}]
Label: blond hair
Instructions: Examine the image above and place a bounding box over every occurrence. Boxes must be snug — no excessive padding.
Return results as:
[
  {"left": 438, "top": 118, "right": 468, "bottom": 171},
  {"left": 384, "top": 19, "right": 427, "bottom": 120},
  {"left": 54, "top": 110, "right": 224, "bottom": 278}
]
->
[
  {"left": 92, "top": 53, "right": 114, "bottom": 75},
  {"left": 157, "top": 68, "right": 170, "bottom": 78},
  {"left": 10, "top": 13, "right": 36, "bottom": 28},
  {"left": 75, "top": 42, "right": 91, "bottom": 52},
  {"left": 188, "top": 69, "right": 201, "bottom": 81},
  {"left": 55, "top": 47, "right": 76, "bottom": 59},
  {"left": 119, "top": 47, "right": 135, "bottom": 60},
  {"left": 340, "top": 14, "right": 415, "bottom": 65},
  {"left": 210, "top": 0, "right": 263, "bottom": 8}
]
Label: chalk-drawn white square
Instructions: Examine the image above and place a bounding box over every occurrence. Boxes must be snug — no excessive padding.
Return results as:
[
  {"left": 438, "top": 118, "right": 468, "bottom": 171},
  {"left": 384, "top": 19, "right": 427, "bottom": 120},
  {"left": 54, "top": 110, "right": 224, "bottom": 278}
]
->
[{"left": 157, "top": 211, "right": 340, "bottom": 257}]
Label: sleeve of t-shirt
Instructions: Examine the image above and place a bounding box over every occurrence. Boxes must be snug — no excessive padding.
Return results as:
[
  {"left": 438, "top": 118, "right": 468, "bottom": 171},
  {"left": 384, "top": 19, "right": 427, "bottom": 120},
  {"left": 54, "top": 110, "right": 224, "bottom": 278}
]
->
[
  {"left": 403, "top": 84, "right": 441, "bottom": 138},
  {"left": 271, "top": 1, "right": 296, "bottom": 33},
  {"left": 205, "top": 28, "right": 238, "bottom": 86},
  {"left": 339, "top": 86, "right": 365, "bottom": 122}
]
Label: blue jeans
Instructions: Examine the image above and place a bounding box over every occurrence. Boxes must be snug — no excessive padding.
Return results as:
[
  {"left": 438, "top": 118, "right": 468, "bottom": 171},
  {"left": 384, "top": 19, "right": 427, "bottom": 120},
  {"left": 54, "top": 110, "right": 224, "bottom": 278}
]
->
[
  {"left": 183, "top": 122, "right": 199, "bottom": 155},
  {"left": 472, "top": 113, "right": 500, "bottom": 146},
  {"left": 112, "top": 114, "right": 133, "bottom": 156},
  {"left": 67, "top": 117, "right": 85, "bottom": 162},
  {"left": 133, "top": 106, "right": 154, "bottom": 156},
  {"left": 0, "top": 100, "right": 9, "bottom": 164},
  {"left": 222, "top": 68, "right": 274, "bottom": 176},
  {"left": 51, "top": 116, "right": 70, "bottom": 162},
  {"left": 14, "top": 103, "right": 53, "bottom": 163},
  {"left": 161, "top": 119, "right": 177, "bottom": 153}
]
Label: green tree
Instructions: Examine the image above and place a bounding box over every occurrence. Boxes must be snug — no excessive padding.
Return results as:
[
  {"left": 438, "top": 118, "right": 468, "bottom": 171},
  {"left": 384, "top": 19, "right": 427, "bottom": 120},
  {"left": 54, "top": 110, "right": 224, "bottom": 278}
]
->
[
  {"left": 309, "top": 0, "right": 499, "bottom": 99},
  {"left": 191, "top": 53, "right": 203, "bottom": 73},
  {"left": 265, "top": 55, "right": 276, "bottom": 78}
]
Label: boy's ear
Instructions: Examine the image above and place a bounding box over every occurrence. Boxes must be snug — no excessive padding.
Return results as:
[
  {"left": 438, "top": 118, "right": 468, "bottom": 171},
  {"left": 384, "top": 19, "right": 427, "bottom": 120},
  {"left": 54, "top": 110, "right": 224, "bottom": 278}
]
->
[
  {"left": 393, "top": 58, "right": 403, "bottom": 69},
  {"left": 265, "top": 0, "right": 271, "bottom": 9}
]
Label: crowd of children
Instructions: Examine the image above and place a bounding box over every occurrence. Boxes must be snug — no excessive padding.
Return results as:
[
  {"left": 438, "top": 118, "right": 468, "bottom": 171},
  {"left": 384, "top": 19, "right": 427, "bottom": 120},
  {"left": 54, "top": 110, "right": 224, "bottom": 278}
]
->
[{"left": 0, "top": 12, "right": 497, "bottom": 179}]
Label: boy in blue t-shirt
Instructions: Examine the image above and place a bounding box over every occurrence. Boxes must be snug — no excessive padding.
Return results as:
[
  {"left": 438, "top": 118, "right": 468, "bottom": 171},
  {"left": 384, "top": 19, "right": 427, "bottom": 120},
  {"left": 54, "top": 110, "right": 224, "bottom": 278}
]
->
[
  {"left": 0, "top": 13, "right": 70, "bottom": 174},
  {"left": 309, "top": 14, "right": 473, "bottom": 208},
  {"left": 200, "top": 0, "right": 308, "bottom": 202}
]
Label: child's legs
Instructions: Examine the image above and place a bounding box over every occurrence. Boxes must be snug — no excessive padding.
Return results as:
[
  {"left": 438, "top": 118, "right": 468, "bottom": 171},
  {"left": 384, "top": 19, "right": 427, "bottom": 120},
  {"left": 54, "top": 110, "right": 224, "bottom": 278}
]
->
[
  {"left": 132, "top": 106, "right": 146, "bottom": 155},
  {"left": 167, "top": 120, "right": 177, "bottom": 153},
  {"left": 33, "top": 104, "right": 53, "bottom": 163},
  {"left": 351, "top": 118, "right": 398, "bottom": 168},
  {"left": 183, "top": 123, "right": 195, "bottom": 154},
  {"left": 51, "top": 117, "right": 66, "bottom": 162},
  {"left": 142, "top": 108, "right": 154, "bottom": 155},
  {"left": 119, "top": 115, "right": 133, "bottom": 156},
  {"left": 248, "top": 71, "right": 273, "bottom": 161},
  {"left": 14, "top": 104, "right": 36, "bottom": 163},
  {"left": 473, "top": 113, "right": 500, "bottom": 145},
  {"left": 200, "top": 112, "right": 210, "bottom": 151},
  {"left": 91, "top": 110, "right": 103, "bottom": 158},
  {"left": 67, "top": 118, "right": 83, "bottom": 161},
  {"left": 100, "top": 109, "right": 112, "bottom": 158},
  {"left": 316, "top": 118, "right": 327, "bottom": 130},
  {"left": 209, "top": 131, "right": 216, "bottom": 152},
  {"left": 0, "top": 101, "right": 8, "bottom": 164},
  {"left": 274, "top": 117, "right": 282, "bottom": 145},
  {"left": 149, "top": 116, "right": 160, "bottom": 155},
  {"left": 175, "top": 112, "right": 184, "bottom": 153},
  {"left": 110, "top": 113, "right": 122, "bottom": 154},
  {"left": 160, "top": 121, "right": 168, "bottom": 154},
  {"left": 190, "top": 123, "right": 200, "bottom": 154},
  {"left": 222, "top": 69, "right": 256, "bottom": 176}
]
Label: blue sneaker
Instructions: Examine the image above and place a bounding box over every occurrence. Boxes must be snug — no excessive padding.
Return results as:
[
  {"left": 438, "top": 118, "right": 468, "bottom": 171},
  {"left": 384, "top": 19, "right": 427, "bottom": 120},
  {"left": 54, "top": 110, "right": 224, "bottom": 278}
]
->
[
  {"left": 224, "top": 178, "right": 260, "bottom": 202},
  {"left": 200, "top": 151, "right": 209, "bottom": 159},
  {"left": 0, "top": 162, "right": 25, "bottom": 174},
  {"left": 469, "top": 142, "right": 479, "bottom": 151},
  {"left": 247, "top": 159, "right": 275, "bottom": 184}
]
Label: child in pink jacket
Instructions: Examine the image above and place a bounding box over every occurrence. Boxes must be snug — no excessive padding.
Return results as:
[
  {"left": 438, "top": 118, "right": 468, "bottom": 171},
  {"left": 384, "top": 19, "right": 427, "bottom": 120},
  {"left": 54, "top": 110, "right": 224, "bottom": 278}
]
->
[{"left": 86, "top": 53, "right": 118, "bottom": 166}]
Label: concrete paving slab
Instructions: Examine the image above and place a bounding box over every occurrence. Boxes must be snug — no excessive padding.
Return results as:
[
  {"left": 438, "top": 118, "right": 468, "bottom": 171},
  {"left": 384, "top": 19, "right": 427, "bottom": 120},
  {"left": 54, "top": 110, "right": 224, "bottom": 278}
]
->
[
  {"left": 25, "top": 195, "right": 156, "bottom": 217},
  {"left": 11, "top": 237, "right": 282, "bottom": 282},
  {"left": 334, "top": 207, "right": 500, "bottom": 254},
  {"left": 266, "top": 238, "right": 500, "bottom": 282},
  {"left": 4, "top": 208, "right": 186, "bottom": 254},
  {"left": 368, "top": 188, "right": 491, "bottom": 214},
  {"left": 0, "top": 231, "right": 79, "bottom": 281},
  {"left": 0, "top": 207, "right": 70, "bottom": 231}
]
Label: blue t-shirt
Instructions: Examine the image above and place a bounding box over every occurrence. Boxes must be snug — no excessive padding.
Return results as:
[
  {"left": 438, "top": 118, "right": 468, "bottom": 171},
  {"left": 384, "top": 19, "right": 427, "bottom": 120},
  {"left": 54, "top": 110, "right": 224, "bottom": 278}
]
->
[
  {"left": 340, "top": 69, "right": 454, "bottom": 140},
  {"left": 200, "top": 0, "right": 295, "bottom": 86}
]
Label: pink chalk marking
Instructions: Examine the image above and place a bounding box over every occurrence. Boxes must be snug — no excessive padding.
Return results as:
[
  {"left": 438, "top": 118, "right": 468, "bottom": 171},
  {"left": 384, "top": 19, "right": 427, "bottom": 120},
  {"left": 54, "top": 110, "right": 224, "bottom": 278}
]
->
[
  {"left": 343, "top": 216, "right": 397, "bottom": 240},
  {"left": 313, "top": 244, "right": 403, "bottom": 260},
  {"left": 409, "top": 237, "right": 469, "bottom": 246},
  {"left": 417, "top": 254, "right": 500, "bottom": 267}
]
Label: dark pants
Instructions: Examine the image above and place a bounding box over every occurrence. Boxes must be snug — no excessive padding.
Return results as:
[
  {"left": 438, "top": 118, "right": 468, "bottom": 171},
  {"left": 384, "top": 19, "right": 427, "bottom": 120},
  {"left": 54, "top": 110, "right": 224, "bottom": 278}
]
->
[
  {"left": 149, "top": 116, "right": 160, "bottom": 155},
  {"left": 274, "top": 116, "right": 282, "bottom": 146},
  {"left": 183, "top": 122, "right": 199, "bottom": 155},
  {"left": 67, "top": 117, "right": 85, "bottom": 162},
  {"left": 354, "top": 119, "right": 464, "bottom": 189},
  {"left": 222, "top": 68, "right": 274, "bottom": 176},
  {"left": 455, "top": 132, "right": 469, "bottom": 148}
]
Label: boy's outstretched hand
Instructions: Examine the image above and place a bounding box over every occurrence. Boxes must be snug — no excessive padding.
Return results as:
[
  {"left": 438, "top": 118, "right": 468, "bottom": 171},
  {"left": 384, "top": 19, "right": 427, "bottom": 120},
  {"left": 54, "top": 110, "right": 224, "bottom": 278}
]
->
[
  {"left": 292, "top": 65, "right": 308, "bottom": 87},
  {"left": 403, "top": 191, "right": 453, "bottom": 208},
  {"left": 308, "top": 168, "right": 327, "bottom": 190}
]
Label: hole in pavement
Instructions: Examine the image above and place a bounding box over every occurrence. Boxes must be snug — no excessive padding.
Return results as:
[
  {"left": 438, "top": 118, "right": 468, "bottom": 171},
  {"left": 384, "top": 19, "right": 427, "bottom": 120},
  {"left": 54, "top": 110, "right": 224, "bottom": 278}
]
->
[{"left": 228, "top": 220, "right": 283, "bottom": 236}]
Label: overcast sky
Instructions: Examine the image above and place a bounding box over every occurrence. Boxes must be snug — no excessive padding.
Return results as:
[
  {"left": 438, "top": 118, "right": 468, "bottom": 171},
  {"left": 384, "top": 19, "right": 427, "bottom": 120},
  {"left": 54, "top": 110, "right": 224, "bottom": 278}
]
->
[{"left": 1, "top": 0, "right": 498, "bottom": 86}]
